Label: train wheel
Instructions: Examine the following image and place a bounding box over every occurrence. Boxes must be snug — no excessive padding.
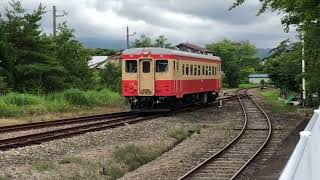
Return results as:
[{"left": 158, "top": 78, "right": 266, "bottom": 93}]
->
[{"left": 200, "top": 93, "right": 208, "bottom": 105}]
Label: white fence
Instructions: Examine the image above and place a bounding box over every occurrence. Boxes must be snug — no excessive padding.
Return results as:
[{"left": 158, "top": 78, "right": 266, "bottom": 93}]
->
[{"left": 279, "top": 109, "right": 320, "bottom": 180}]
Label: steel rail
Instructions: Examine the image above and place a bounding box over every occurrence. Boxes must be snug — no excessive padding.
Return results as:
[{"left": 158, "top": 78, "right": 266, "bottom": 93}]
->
[
  {"left": 0, "top": 111, "right": 139, "bottom": 133},
  {"left": 0, "top": 114, "right": 159, "bottom": 151},
  {"left": 177, "top": 89, "right": 272, "bottom": 180}
]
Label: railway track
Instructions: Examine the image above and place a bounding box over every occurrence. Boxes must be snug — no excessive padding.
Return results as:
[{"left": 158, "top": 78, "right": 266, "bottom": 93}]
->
[
  {"left": 178, "top": 90, "right": 272, "bottom": 180},
  {"left": 0, "top": 113, "right": 159, "bottom": 151},
  {"left": 0, "top": 95, "right": 239, "bottom": 151},
  {"left": 0, "top": 111, "right": 140, "bottom": 133}
]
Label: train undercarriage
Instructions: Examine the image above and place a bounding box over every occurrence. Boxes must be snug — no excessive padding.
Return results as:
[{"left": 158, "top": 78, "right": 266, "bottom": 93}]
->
[{"left": 128, "top": 92, "right": 219, "bottom": 112}]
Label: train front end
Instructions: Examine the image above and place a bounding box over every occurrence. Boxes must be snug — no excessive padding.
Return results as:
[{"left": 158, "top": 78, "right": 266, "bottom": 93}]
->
[{"left": 121, "top": 48, "right": 176, "bottom": 111}]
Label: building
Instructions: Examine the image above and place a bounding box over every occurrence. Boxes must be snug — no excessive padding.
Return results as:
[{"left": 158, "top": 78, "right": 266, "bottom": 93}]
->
[
  {"left": 248, "top": 74, "right": 270, "bottom": 84},
  {"left": 176, "top": 43, "right": 209, "bottom": 54},
  {"left": 88, "top": 56, "right": 108, "bottom": 69}
]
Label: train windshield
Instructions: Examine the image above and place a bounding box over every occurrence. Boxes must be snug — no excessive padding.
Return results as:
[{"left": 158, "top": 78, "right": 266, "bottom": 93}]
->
[
  {"left": 156, "top": 60, "right": 168, "bottom": 72},
  {"left": 125, "top": 60, "right": 137, "bottom": 73}
]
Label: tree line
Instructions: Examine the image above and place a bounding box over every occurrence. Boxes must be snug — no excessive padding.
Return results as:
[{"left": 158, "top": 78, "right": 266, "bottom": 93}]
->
[
  {"left": 0, "top": 1, "right": 93, "bottom": 94},
  {"left": 232, "top": 0, "right": 320, "bottom": 104}
]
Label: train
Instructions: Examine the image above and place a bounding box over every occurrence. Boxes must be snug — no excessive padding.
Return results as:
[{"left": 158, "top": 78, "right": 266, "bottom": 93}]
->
[{"left": 121, "top": 47, "right": 222, "bottom": 111}]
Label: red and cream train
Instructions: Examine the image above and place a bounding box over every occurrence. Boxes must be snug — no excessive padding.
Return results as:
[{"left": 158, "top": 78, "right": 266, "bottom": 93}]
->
[{"left": 121, "top": 48, "right": 222, "bottom": 110}]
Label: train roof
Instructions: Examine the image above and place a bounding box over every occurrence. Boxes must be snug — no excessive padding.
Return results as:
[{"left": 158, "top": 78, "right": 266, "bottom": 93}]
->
[{"left": 122, "top": 47, "right": 221, "bottom": 61}]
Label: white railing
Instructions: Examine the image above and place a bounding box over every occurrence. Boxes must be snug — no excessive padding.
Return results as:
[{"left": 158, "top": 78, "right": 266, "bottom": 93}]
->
[{"left": 279, "top": 108, "right": 320, "bottom": 180}]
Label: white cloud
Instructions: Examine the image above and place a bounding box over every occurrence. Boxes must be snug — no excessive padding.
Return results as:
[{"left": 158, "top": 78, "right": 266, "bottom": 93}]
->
[{"left": 0, "top": 0, "right": 297, "bottom": 48}]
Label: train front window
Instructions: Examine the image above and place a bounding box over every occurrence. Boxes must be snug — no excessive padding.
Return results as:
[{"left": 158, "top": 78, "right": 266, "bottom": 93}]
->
[
  {"left": 143, "top": 61, "right": 150, "bottom": 73},
  {"left": 125, "top": 60, "right": 137, "bottom": 73},
  {"left": 156, "top": 60, "right": 168, "bottom": 72}
]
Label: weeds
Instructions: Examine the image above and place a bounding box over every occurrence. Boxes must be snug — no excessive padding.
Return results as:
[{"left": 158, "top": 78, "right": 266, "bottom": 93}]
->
[
  {"left": 169, "top": 128, "right": 199, "bottom": 142},
  {"left": 104, "top": 163, "right": 125, "bottom": 180},
  {"left": 259, "top": 89, "right": 296, "bottom": 113},
  {"left": 0, "top": 88, "right": 125, "bottom": 117},
  {"left": 31, "top": 161, "right": 55, "bottom": 171},
  {"left": 114, "top": 144, "right": 160, "bottom": 171},
  {"left": 59, "top": 157, "right": 85, "bottom": 164}
]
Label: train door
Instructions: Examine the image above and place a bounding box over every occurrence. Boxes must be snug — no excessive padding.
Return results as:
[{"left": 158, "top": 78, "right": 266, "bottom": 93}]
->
[
  {"left": 138, "top": 59, "right": 154, "bottom": 96},
  {"left": 176, "top": 59, "right": 183, "bottom": 98}
]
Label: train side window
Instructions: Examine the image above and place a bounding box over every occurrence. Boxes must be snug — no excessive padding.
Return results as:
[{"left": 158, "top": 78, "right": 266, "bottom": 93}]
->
[
  {"left": 209, "top": 66, "right": 212, "bottom": 76},
  {"left": 174, "top": 61, "right": 176, "bottom": 71},
  {"left": 186, "top": 64, "right": 189, "bottom": 76},
  {"left": 177, "top": 62, "right": 179, "bottom": 71},
  {"left": 190, "top": 65, "right": 193, "bottom": 76},
  {"left": 213, "top": 66, "right": 215, "bottom": 75},
  {"left": 143, "top": 61, "right": 150, "bottom": 73},
  {"left": 125, "top": 60, "right": 137, "bottom": 73},
  {"left": 198, "top": 65, "right": 201, "bottom": 75},
  {"left": 202, "top": 66, "right": 205, "bottom": 75},
  {"left": 182, "top": 64, "right": 185, "bottom": 75},
  {"left": 206, "top": 66, "right": 208, "bottom": 76},
  {"left": 194, "top": 66, "right": 197, "bottom": 76},
  {"left": 156, "top": 60, "right": 168, "bottom": 72}
]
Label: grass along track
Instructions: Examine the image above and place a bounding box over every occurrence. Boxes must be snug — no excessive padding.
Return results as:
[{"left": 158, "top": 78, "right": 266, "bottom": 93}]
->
[
  {"left": 0, "top": 95, "right": 240, "bottom": 151},
  {"left": 178, "top": 90, "right": 272, "bottom": 180}
]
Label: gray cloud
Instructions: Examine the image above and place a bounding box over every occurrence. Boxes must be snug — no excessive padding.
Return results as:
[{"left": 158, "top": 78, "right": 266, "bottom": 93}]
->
[{"left": 0, "top": 0, "right": 297, "bottom": 49}]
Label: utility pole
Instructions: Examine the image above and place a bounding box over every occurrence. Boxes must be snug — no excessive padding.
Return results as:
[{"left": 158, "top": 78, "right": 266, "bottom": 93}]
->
[
  {"left": 126, "top": 26, "right": 129, "bottom": 49},
  {"left": 53, "top": 6, "right": 56, "bottom": 36},
  {"left": 53, "top": 5, "right": 68, "bottom": 36},
  {"left": 126, "top": 26, "right": 136, "bottom": 49},
  {"left": 302, "top": 30, "right": 306, "bottom": 107}
]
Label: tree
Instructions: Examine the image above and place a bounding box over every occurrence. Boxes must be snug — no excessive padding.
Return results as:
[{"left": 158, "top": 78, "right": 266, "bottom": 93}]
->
[
  {"left": 232, "top": 0, "right": 320, "bottom": 101},
  {"left": 131, "top": 34, "right": 153, "bottom": 48},
  {"left": 154, "top": 35, "right": 172, "bottom": 48},
  {"left": 99, "top": 62, "right": 121, "bottom": 93},
  {"left": 131, "top": 34, "right": 172, "bottom": 48},
  {"left": 264, "top": 41, "right": 302, "bottom": 92},
  {"left": 52, "top": 23, "right": 91, "bottom": 89},
  {"left": 1, "top": 0, "right": 66, "bottom": 93},
  {"left": 206, "top": 39, "right": 259, "bottom": 88}
]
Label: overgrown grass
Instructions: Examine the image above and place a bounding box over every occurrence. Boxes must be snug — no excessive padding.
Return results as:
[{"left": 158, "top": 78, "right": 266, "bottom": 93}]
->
[
  {"left": 169, "top": 128, "right": 200, "bottom": 142},
  {"left": 238, "top": 83, "right": 259, "bottom": 89},
  {"left": 59, "top": 157, "right": 86, "bottom": 164},
  {"left": 0, "top": 88, "right": 125, "bottom": 117},
  {"left": 104, "top": 163, "right": 125, "bottom": 180},
  {"left": 113, "top": 144, "right": 161, "bottom": 171},
  {"left": 259, "top": 89, "right": 296, "bottom": 113},
  {"left": 31, "top": 161, "right": 55, "bottom": 172}
]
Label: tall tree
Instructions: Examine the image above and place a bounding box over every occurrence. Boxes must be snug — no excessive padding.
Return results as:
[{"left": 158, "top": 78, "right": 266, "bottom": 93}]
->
[
  {"left": 264, "top": 41, "right": 302, "bottom": 92},
  {"left": 131, "top": 34, "right": 153, "bottom": 48},
  {"left": 206, "top": 39, "right": 259, "bottom": 88},
  {"left": 154, "top": 35, "right": 172, "bottom": 48},
  {"left": 1, "top": 0, "right": 66, "bottom": 93},
  {"left": 52, "top": 23, "right": 91, "bottom": 89}
]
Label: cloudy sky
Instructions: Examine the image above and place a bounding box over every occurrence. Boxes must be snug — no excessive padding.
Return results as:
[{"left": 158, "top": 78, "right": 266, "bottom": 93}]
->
[{"left": 0, "top": 0, "right": 297, "bottom": 49}]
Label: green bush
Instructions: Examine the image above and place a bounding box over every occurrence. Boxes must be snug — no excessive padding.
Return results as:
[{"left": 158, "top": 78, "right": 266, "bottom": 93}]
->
[
  {"left": 0, "top": 101, "right": 21, "bottom": 117},
  {"left": 105, "top": 163, "right": 125, "bottom": 180},
  {"left": 63, "top": 88, "right": 90, "bottom": 106},
  {"left": 114, "top": 144, "right": 160, "bottom": 171},
  {"left": 2, "top": 92, "right": 42, "bottom": 106},
  {"left": 169, "top": 128, "right": 190, "bottom": 142}
]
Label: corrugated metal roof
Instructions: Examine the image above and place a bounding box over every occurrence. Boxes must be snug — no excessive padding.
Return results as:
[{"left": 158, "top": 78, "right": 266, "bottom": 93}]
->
[
  {"left": 122, "top": 48, "right": 221, "bottom": 61},
  {"left": 249, "top": 74, "right": 269, "bottom": 78},
  {"left": 176, "top": 43, "right": 208, "bottom": 53},
  {"left": 88, "top": 56, "right": 108, "bottom": 69}
]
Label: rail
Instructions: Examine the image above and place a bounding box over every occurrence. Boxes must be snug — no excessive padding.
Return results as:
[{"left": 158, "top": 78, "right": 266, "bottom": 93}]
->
[{"left": 279, "top": 108, "right": 320, "bottom": 180}]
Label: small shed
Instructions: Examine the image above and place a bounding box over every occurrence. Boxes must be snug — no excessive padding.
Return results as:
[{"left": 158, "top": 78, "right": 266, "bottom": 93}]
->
[
  {"left": 249, "top": 74, "right": 270, "bottom": 84},
  {"left": 88, "top": 56, "right": 108, "bottom": 69}
]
